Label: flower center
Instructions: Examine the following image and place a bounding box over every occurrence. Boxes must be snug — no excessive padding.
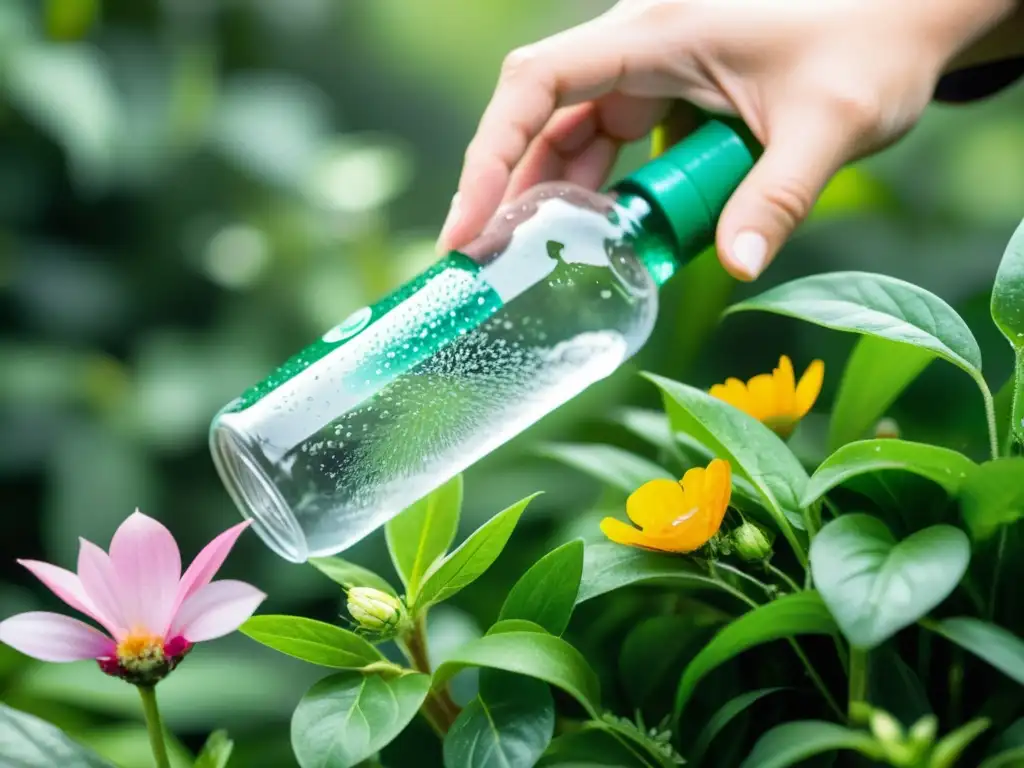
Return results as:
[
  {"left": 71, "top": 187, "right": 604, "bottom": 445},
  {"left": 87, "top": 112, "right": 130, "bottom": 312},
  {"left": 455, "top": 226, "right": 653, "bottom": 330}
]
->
[{"left": 116, "top": 632, "right": 165, "bottom": 674}]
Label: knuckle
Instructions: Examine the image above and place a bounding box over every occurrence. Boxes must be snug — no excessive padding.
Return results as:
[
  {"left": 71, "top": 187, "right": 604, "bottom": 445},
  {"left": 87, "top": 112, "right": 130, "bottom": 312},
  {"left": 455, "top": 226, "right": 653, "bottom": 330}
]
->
[
  {"left": 828, "top": 87, "right": 885, "bottom": 135},
  {"left": 500, "top": 46, "right": 539, "bottom": 80},
  {"left": 763, "top": 176, "right": 814, "bottom": 226}
]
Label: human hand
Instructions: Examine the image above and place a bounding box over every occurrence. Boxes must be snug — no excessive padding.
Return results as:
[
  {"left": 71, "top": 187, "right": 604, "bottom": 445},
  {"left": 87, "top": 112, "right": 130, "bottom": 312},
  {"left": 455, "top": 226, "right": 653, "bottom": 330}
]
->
[{"left": 436, "top": 0, "right": 1017, "bottom": 279}]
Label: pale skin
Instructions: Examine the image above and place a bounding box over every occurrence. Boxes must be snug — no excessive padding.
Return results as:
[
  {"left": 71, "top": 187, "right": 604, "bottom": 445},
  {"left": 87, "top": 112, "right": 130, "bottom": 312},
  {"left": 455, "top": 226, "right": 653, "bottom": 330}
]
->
[{"left": 436, "top": 0, "right": 1024, "bottom": 280}]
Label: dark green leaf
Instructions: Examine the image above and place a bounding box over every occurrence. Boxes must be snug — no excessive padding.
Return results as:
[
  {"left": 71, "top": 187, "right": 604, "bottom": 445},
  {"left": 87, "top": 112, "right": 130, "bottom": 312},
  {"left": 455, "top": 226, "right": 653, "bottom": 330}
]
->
[
  {"left": 0, "top": 703, "right": 115, "bottom": 767},
  {"left": 498, "top": 539, "right": 584, "bottom": 636},
  {"left": 194, "top": 730, "right": 233, "bottom": 768},
  {"left": 308, "top": 557, "right": 397, "bottom": 596},
  {"left": 980, "top": 748, "right": 1024, "bottom": 768},
  {"left": 386, "top": 474, "right": 463, "bottom": 598},
  {"left": 414, "top": 493, "right": 539, "bottom": 611},
  {"left": 960, "top": 459, "right": 1024, "bottom": 541},
  {"left": 576, "top": 541, "right": 731, "bottom": 605},
  {"left": 930, "top": 718, "right": 991, "bottom": 768},
  {"left": 868, "top": 646, "right": 931, "bottom": 725},
  {"left": 810, "top": 515, "right": 970, "bottom": 648},
  {"left": 644, "top": 374, "right": 808, "bottom": 559},
  {"left": 539, "top": 443, "right": 673, "bottom": 495},
  {"left": 487, "top": 619, "right": 548, "bottom": 636},
  {"left": 620, "top": 616, "right": 717, "bottom": 708},
  {"left": 991, "top": 219, "right": 1024, "bottom": 445},
  {"left": 828, "top": 335, "right": 934, "bottom": 450},
  {"left": 925, "top": 617, "right": 1024, "bottom": 685},
  {"left": 738, "top": 721, "right": 882, "bottom": 768},
  {"left": 443, "top": 672, "right": 554, "bottom": 768},
  {"left": 291, "top": 671, "right": 430, "bottom": 768},
  {"left": 674, "top": 592, "right": 837, "bottom": 716},
  {"left": 432, "top": 631, "right": 601, "bottom": 717},
  {"left": 538, "top": 729, "right": 649, "bottom": 767},
  {"left": 240, "top": 615, "right": 384, "bottom": 669},
  {"left": 802, "top": 440, "right": 975, "bottom": 507},
  {"left": 690, "top": 687, "right": 787, "bottom": 765}
]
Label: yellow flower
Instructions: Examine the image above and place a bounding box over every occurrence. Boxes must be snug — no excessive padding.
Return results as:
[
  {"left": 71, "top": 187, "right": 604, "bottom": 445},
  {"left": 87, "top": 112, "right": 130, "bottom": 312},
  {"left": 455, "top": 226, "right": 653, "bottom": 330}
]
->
[
  {"left": 709, "top": 355, "right": 824, "bottom": 436},
  {"left": 600, "top": 459, "right": 732, "bottom": 553}
]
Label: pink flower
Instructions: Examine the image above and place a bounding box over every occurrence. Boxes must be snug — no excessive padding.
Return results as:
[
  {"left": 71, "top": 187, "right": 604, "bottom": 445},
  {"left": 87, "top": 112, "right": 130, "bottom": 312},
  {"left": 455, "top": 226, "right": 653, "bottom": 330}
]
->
[{"left": 0, "top": 510, "right": 265, "bottom": 685}]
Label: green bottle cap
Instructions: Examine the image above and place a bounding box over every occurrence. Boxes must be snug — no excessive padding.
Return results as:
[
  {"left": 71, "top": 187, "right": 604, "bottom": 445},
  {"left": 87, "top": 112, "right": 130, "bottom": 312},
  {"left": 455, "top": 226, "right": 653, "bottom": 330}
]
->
[{"left": 613, "top": 120, "right": 755, "bottom": 258}]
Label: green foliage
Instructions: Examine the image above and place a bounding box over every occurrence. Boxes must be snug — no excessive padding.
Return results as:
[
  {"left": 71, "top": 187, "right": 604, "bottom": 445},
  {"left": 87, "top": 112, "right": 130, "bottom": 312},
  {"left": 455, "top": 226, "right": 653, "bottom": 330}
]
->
[
  {"left": 959, "top": 458, "right": 1024, "bottom": 541},
  {"left": 0, "top": 703, "right": 115, "bottom": 767},
  {"left": 386, "top": 475, "right": 464, "bottom": 597},
  {"left": 193, "top": 731, "right": 234, "bottom": 768},
  {"left": 308, "top": 557, "right": 399, "bottom": 595},
  {"left": 240, "top": 615, "right": 386, "bottom": 669},
  {"left": 991, "top": 219, "right": 1024, "bottom": 446},
  {"left": 498, "top": 539, "right": 584, "bottom": 636},
  {"left": 738, "top": 721, "right": 883, "bottom": 767},
  {"left": 924, "top": 617, "right": 1024, "bottom": 686}
]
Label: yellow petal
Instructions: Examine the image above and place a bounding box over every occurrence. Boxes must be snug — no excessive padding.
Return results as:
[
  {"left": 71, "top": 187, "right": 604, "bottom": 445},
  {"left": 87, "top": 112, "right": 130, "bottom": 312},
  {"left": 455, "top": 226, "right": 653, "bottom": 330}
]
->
[
  {"left": 710, "top": 378, "right": 750, "bottom": 414},
  {"left": 679, "top": 465, "right": 707, "bottom": 510},
  {"left": 746, "top": 374, "right": 776, "bottom": 421},
  {"left": 795, "top": 359, "right": 825, "bottom": 418},
  {"left": 773, "top": 355, "right": 797, "bottom": 416},
  {"left": 659, "top": 521, "right": 715, "bottom": 553},
  {"left": 703, "top": 459, "right": 732, "bottom": 538},
  {"left": 626, "top": 478, "right": 685, "bottom": 529},
  {"left": 600, "top": 517, "right": 668, "bottom": 551}
]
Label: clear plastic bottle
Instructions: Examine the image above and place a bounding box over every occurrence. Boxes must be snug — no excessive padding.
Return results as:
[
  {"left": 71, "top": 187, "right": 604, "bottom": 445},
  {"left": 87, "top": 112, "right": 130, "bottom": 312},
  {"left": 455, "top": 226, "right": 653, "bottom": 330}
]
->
[{"left": 210, "top": 120, "right": 754, "bottom": 562}]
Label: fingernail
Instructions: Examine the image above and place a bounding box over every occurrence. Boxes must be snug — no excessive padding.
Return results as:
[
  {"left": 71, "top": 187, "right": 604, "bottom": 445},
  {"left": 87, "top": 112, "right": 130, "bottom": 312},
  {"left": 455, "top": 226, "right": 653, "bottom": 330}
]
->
[
  {"left": 730, "top": 231, "right": 768, "bottom": 278},
  {"left": 435, "top": 193, "right": 461, "bottom": 255}
]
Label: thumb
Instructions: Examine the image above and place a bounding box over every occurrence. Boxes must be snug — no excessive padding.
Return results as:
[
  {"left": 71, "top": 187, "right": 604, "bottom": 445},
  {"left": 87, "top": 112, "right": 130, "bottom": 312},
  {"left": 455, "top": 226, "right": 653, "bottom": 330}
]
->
[{"left": 716, "top": 112, "right": 854, "bottom": 280}]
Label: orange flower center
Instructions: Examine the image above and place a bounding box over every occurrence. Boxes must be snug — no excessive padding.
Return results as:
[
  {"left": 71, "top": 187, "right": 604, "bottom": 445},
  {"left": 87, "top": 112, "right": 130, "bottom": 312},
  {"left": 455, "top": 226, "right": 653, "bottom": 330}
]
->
[{"left": 116, "top": 632, "right": 165, "bottom": 673}]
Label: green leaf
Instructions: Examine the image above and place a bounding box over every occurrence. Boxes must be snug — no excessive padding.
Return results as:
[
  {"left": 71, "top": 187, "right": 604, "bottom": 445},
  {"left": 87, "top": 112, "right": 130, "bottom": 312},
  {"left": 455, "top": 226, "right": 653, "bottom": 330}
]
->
[
  {"left": 829, "top": 336, "right": 934, "bottom": 451},
  {"left": 620, "top": 616, "right": 718, "bottom": 708},
  {"left": 488, "top": 619, "right": 548, "bottom": 636},
  {"left": 576, "top": 541, "right": 729, "bottom": 605},
  {"left": 414, "top": 493, "right": 539, "bottom": 611},
  {"left": 433, "top": 631, "right": 601, "bottom": 717},
  {"left": 308, "top": 557, "right": 397, "bottom": 596},
  {"left": 498, "top": 539, "right": 584, "bottom": 635},
  {"left": 0, "top": 703, "right": 115, "bottom": 767},
  {"left": 538, "top": 729, "right": 650, "bottom": 767},
  {"left": 980, "top": 748, "right": 1024, "bottom": 768},
  {"left": 960, "top": 459, "right": 1024, "bottom": 541},
  {"left": 613, "top": 408, "right": 683, "bottom": 460},
  {"left": 290, "top": 671, "right": 430, "bottom": 768},
  {"left": 443, "top": 672, "right": 554, "bottom": 768},
  {"left": 240, "top": 615, "right": 384, "bottom": 669},
  {"left": 386, "top": 474, "right": 463, "bottom": 598},
  {"left": 929, "top": 718, "right": 991, "bottom": 768},
  {"left": 925, "top": 617, "right": 1024, "bottom": 685},
  {"left": 725, "top": 271, "right": 982, "bottom": 375},
  {"left": 194, "top": 730, "right": 234, "bottom": 768},
  {"left": 674, "top": 592, "right": 837, "bottom": 716},
  {"left": 539, "top": 443, "right": 673, "bottom": 495},
  {"left": 802, "top": 440, "right": 976, "bottom": 507},
  {"left": 991, "top": 219, "right": 1024, "bottom": 445},
  {"left": 690, "top": 688, "right": 788, "bottom": 765},
  {"left": 644, "top": 374, "right": 808, "bottom": 559},
  {"left": 738, "top": 721, "right": 882, "bottom": 768},
  {"left": 810, "top": 515, "right": 970, "bottom": 648}
]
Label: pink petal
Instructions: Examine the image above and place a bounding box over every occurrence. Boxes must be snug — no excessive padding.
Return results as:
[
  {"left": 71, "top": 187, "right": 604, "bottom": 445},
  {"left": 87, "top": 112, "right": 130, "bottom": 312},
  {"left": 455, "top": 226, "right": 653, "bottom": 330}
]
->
[
  {"left": 170, "top": 521, "right": 250, "bottom": 629},
  {"left": 18, "top": 560, "right": 101, "bottom": 622},
  {"left": 0, "top": 612, "right": 115, "bottom": 662},
  {"left": 171, "top": 580, "right": 265, "bottom": 642},
  {"left": 77, "top": 539, "right": 128, "bottom": 640},
  {"left": 109, "top": 510, "right": 181, "bottom": 635}
]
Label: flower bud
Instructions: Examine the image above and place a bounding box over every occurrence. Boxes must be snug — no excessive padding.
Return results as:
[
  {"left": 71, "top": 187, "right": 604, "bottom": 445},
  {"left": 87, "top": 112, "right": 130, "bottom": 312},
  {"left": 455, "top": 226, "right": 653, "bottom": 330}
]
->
[
  {"left": 870, "top": 710, "right": 905, "bottom": 745},
  {"left": 732, "top": 522, "right": 773, "bottom": 561},
  {"left": 347, "top": 587, "right": 407, "bottom": 636},
  {"left": 874, "top": 417, "right": 900, "bottom": 440}
]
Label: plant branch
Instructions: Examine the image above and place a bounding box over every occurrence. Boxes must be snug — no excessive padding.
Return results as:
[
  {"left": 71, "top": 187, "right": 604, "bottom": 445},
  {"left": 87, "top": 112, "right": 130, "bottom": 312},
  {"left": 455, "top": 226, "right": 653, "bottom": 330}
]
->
[
  {"left": 847, "top": 647, "right": 869, "bottom": 719},
  {"left": 136, "top": 685, "right": 171, "bottom": 768},
  {"left": 979, "top": 378, "right": 1000, "bottom": 461},
  {"left": 989, "top": 527, "right": 1008, "bottom": 621},
  {"left": 399, "top": 615, "right": 460, "bottom": 733},
  {"left": 766, "top": 562, "right": 802, "bottom": 594},
  {"left": 714, "top": 562, "right": 778, "bottom": 597}
]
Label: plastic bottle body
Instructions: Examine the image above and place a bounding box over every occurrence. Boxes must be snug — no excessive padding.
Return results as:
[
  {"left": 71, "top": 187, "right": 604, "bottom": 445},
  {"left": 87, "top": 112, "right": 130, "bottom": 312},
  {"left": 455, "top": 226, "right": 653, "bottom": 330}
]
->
[{"left": 211, "top": 184, "right": 669, "bottom": 561}]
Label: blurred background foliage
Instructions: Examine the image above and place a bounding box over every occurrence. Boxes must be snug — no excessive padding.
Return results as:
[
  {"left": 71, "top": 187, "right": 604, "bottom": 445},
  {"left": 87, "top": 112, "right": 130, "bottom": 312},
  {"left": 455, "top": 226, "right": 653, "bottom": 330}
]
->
[{"left": 0, "top": 0, "right": 1022, "bottom": 765}]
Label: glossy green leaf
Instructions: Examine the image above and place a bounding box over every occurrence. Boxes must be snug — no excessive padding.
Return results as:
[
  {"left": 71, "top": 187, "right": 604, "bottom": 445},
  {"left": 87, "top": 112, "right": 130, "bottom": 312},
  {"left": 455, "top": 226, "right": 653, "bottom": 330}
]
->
[
  {"left": 810, "top": 515, "right": 969, "bottom": 648},
  {"left": 433, "top": 631, "right": 601, "bottom": 717},
  {"left": 644, "top": 374, "right": 808, "bottom": 559},
  {"left": 592, "top": 715, "right": 682, "bottom": 768},
  {"left": 980, "top": 747, "right": 1024, "bottom": 768},
  {"left": 991, "top": 219, "right": 1024, "bottom": 445},
  {"left": 868, "top": 646, "right": 931, "bottom": 726},
  {"left": 537, "top": 729, "right": 650, "bottom": 767},
  {"left": 443, "top": 672, "right": 554, "bottom": 768},
  {"left": 414, "top": 493, "right": 539, "bottom": 611},
  {"left": 802, "top": 440, "right": 975, "bottom": 507},
  {"left": 539, "top": 443, "right": 673, "bottom": 495},
  {"left": 576, "top": 541, "right": 730, "bottom": 605},
  {"left": 690, "top": 687, "right": 787, "bottom": 765},
  {"left": 0, "top": 703, "right": 115, "bottom": 767},
  {"left": 930, "top": 718, "right": 992, "bottom": 768},
  {"left": 308, "top": 557, "right": 397, "bottom": 596},
  {"left": 925, "top": 617, "right": 1024, "bottom": 686},
  {"left": 725, "top": 272, "right": 982, "bottom": 376},
  {"left": 386, "top": 474, "right": 463, "bottom": 597},
  {"left": 613, "top": 408, "right": 683, "bottom": 460},
  {"left": 487, "top": 619, "right": 548, "bottom": 636},
  {"left": 620, "top": 616, "right": 717, "bottom": 708},
  {"left": 738, "top": 721, "right": 882, "bottom": 768},
  {"left": 960, "top": 459, "right": 1024, "bottom": 541},
  {"left": 194, "top": 730, "right": 234, "bottom": 768},
  {"left": 240, "top": 615, "right": 384, "bottom": 669},
  {"left": 828, "top": 335, "right": 934, "bottom": 451},
  {"left": 674, "top": 592, "right": 837, "bottom": 716},
  {"left": 498, "top": 539, "right": 584, "bottom": 635},
  {"left": 291, "top": 671, "right": 430, "bottom": 768}
]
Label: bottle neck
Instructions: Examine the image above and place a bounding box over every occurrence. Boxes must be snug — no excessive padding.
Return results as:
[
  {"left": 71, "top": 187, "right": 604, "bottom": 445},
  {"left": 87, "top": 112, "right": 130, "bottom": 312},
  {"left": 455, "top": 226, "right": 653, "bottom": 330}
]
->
[{"left": 613, "top": 191, "right": 684, "bottom": 289}]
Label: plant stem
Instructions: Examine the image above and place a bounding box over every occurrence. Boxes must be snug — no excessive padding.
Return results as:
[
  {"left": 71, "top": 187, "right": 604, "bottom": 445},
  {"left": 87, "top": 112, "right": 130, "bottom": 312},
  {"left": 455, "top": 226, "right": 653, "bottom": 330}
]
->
[
  {"left": 847, "top": 648, "right": 869, "bottom": 719},
  {"left": 989, "top": 527, "right": 1008, "bottom": 621},
  {"left": 980, "top": 381, "right": 1000, "bottom": 461},
  {"left": 136, "top": 686, "right": 171, "bottom": 768},
  {"left": 714, "top": 562, "right": 778, "bottom": 597},
  {"left": 766, "top": 562, "right": 802, "bottom": 594},
  {"left": 399, "top": 615, "right": 460, "bottom": 733}
]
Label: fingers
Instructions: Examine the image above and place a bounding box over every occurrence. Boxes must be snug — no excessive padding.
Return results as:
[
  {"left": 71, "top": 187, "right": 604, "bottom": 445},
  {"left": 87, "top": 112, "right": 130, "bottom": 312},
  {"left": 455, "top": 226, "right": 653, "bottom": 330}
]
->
[
  {"left": 436, "top": 20, "right": 628, "bottom": 253},
  {"left": 716, "top": 108, "right": 856, "bottom": 280}
]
